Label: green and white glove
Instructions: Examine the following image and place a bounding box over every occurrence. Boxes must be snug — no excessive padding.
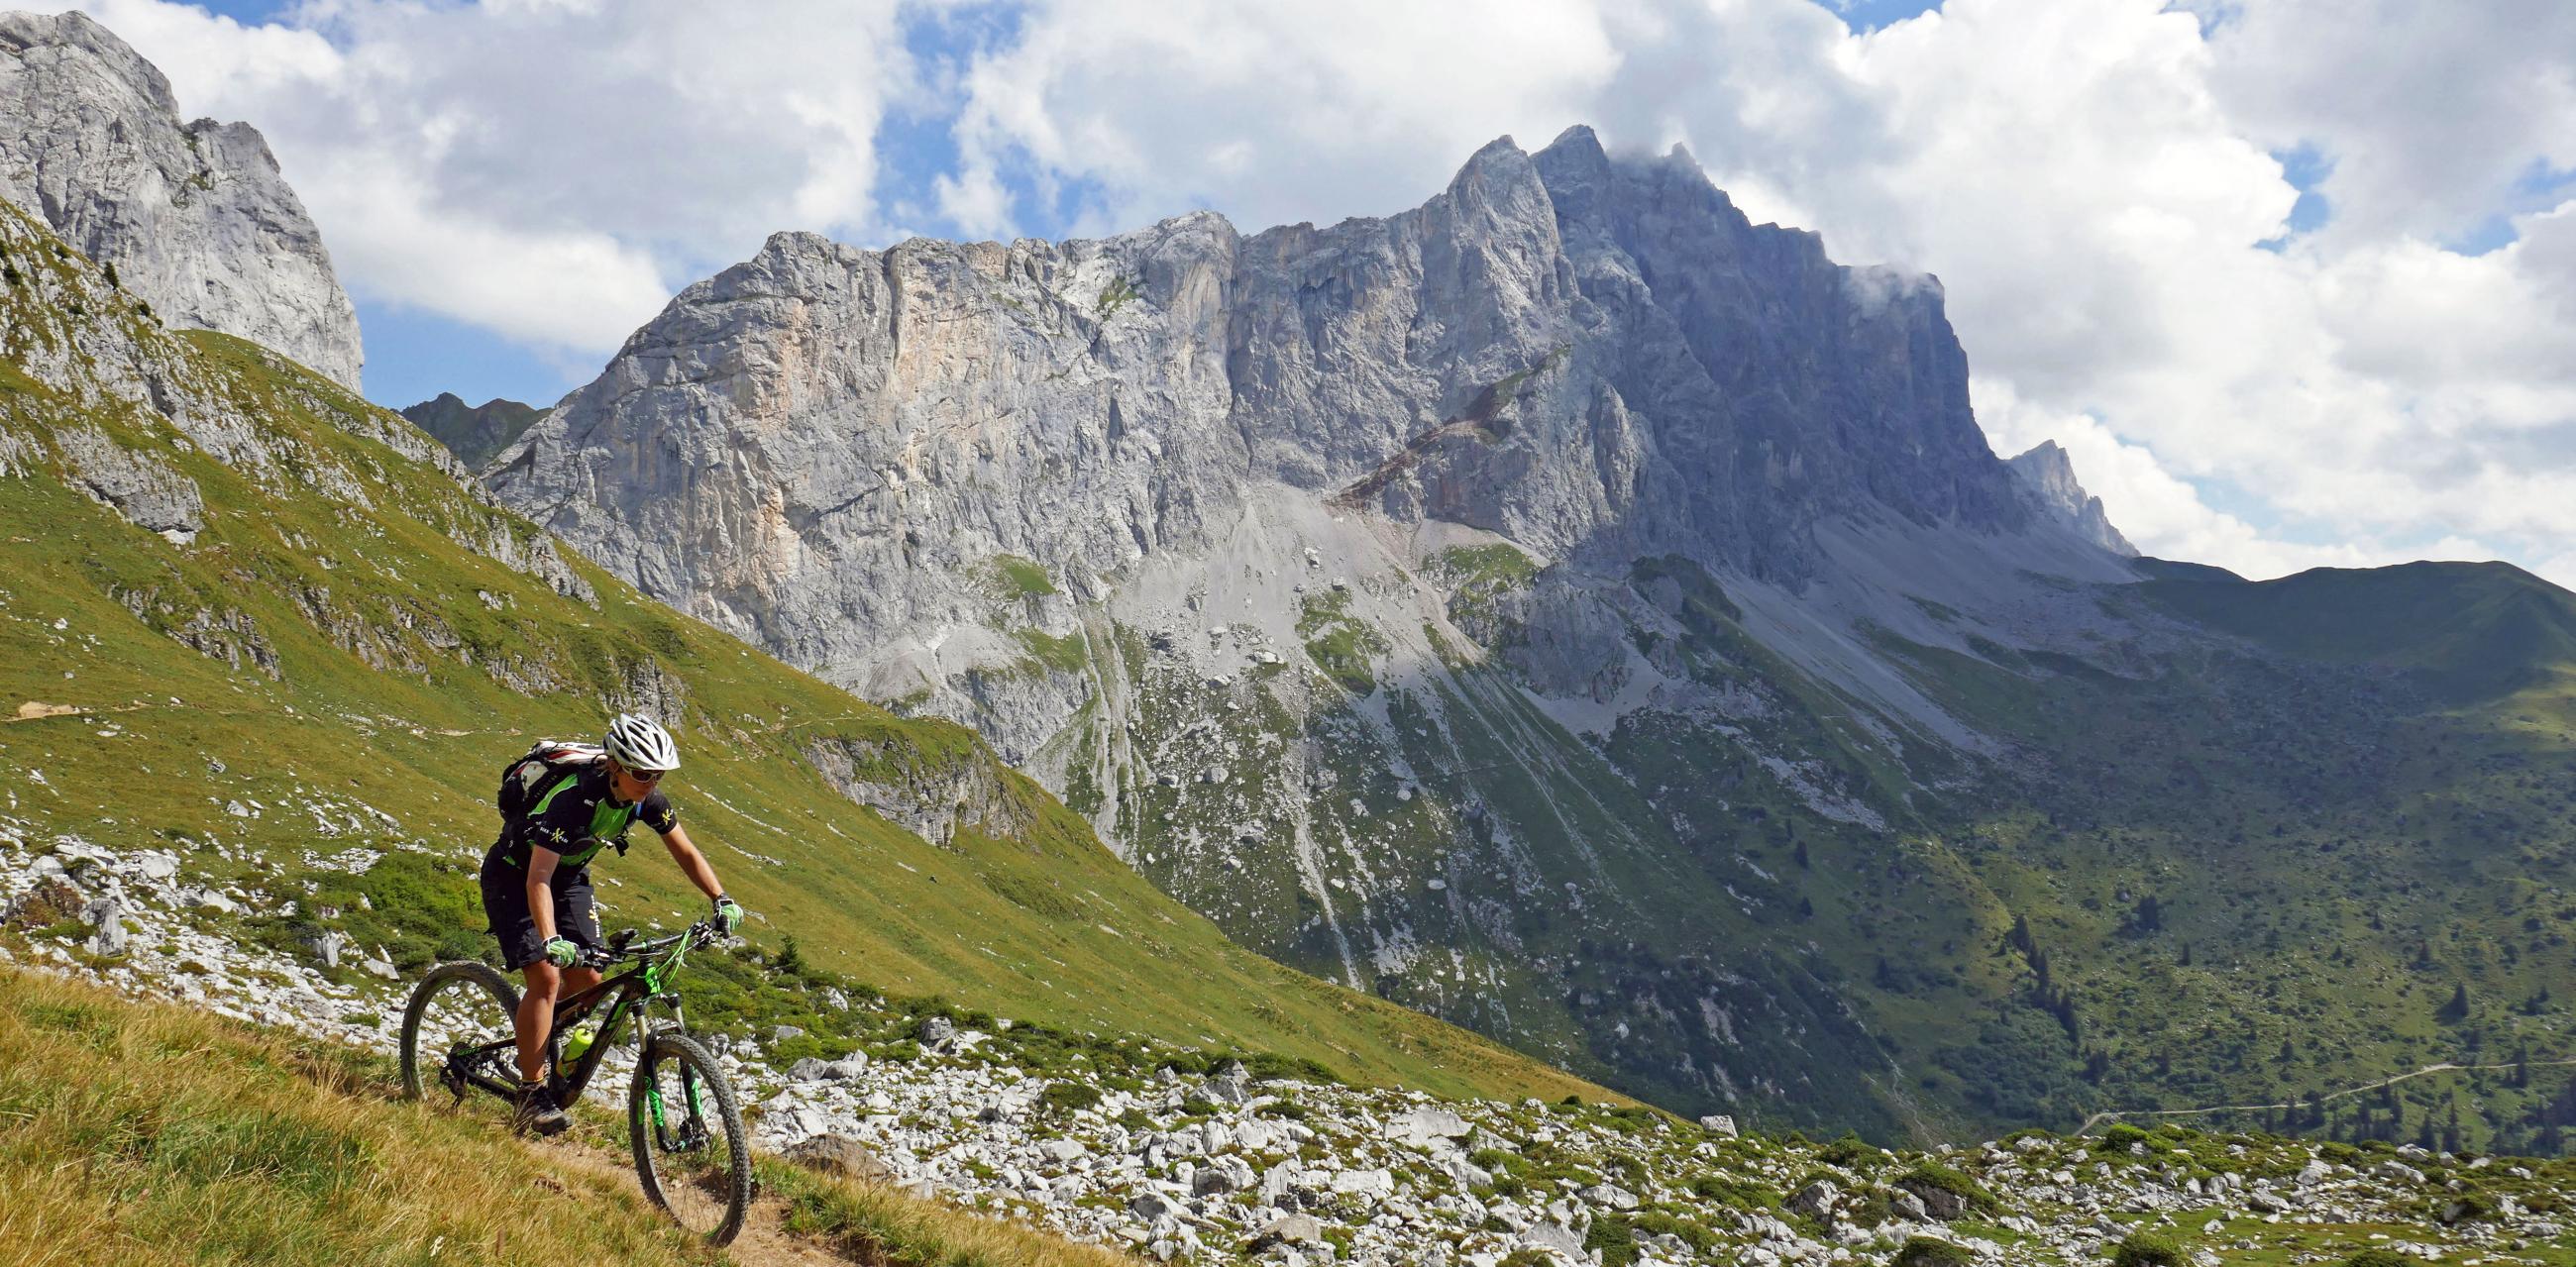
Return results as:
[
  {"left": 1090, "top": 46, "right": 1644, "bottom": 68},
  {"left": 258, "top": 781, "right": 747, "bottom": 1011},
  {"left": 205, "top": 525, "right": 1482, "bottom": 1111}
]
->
[
  {"left": 712, "top": 895, "right": 745, "bottom": 935},
  {"left": 543, "top": 936, "right": 580, "bottom": 968}
]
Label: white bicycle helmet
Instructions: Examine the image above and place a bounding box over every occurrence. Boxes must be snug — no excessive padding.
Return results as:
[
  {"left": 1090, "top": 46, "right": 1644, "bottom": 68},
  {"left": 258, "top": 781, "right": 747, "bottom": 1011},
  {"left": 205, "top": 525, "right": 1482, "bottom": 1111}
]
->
[{"left": 604, "top": 712, "right": 680, "bottom": 773}]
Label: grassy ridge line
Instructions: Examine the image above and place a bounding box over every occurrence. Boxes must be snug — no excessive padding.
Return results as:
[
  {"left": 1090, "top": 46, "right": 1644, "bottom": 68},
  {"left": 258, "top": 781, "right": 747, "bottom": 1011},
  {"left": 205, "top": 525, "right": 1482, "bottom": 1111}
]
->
[
  {"left": 0, "top": 966, "right": 1141, "bottom": 1267},
  {"left": 0, "top": 198, "right": 1610, "bottom": 1108}
]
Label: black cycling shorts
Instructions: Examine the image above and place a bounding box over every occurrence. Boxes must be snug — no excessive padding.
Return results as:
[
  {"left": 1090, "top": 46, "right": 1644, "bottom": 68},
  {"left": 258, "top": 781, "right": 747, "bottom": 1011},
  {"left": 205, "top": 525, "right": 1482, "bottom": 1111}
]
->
[{"left": 479, "top": 844, "right": 602, "bottom": 972}]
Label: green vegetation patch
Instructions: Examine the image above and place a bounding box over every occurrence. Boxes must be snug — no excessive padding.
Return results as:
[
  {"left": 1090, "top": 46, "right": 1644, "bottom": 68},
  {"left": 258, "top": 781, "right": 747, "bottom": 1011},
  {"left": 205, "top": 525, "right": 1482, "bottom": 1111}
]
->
[
  {"left": 2111, "top": 1230, "right": 2189, "bottom": 1267},
  {"left": 1299, "top": 588, "right": 1388, "bottom": 695},
  {"left": 980, "top": 553, "right": 1058, "bottom": 598}
]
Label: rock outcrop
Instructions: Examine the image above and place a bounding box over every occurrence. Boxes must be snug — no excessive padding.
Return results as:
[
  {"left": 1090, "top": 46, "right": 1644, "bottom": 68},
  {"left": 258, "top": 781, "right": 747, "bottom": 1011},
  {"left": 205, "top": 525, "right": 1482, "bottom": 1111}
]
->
[
  {"left": 2009, "top": 440, "right": 2134, "bottom": 556},
  {"left": 0, "top": 10, "right": 363, "bottom": 389},
  {"left": 494, "top": 128, "right": 2070, "bottom": 680}
]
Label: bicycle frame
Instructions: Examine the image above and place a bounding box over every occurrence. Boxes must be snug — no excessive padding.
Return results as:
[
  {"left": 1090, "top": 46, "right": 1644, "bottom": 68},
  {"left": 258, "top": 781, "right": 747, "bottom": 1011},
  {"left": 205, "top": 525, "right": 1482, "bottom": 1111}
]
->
[{"left": 442, "top": 926, "right": 705, "bottom": 1110}]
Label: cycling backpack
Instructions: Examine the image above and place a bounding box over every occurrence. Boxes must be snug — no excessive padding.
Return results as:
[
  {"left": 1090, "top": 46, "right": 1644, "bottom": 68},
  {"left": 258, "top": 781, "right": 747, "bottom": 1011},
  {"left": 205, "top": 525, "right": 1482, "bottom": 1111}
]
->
[{"left": 497, "top": 739, "right": 606, "bottom": 821}]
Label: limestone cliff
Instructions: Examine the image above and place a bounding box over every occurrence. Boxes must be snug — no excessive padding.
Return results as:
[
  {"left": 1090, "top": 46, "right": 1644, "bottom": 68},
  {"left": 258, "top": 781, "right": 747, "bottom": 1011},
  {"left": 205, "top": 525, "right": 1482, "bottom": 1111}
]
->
[{"left": 0, "top": 10, "right": 363, "bottom": 389}]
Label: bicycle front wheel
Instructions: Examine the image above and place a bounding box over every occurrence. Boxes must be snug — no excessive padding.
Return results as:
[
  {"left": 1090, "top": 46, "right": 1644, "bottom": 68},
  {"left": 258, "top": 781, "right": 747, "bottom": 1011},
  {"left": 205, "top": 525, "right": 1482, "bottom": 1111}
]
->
[
  {"left": 628, "top": 1031, "right": 751, "bottom": 1244},
  {"left": 398, "top": 960, "right": 520, "bottom": 1109}
]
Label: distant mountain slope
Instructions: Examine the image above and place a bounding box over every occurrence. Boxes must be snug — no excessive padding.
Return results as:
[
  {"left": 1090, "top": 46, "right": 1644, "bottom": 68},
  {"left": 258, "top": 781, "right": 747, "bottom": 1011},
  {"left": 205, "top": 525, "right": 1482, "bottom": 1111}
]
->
[
  {"left": 0, "top": 10, "right": 363, "bottom": 388},
  {"left": 2139, "top": 560, "right": 2576, "bottom": 704},
  {"left": 400, "top": 391, "right": 548, "bottom": 470},
  {"left": 0, "top": 196, "right": 1608, "bottom": 1106}
]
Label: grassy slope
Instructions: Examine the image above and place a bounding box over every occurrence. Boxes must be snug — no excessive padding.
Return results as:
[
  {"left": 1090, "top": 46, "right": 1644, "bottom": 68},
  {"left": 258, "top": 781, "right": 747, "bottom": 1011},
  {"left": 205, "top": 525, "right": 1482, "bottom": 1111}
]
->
[
  {"left": 0, "top": 968, "right": 712, "bottom": 1267},
  {"left": 0, "top": 967, "right": 1141, "bottom": 1267},
  {"left": 1841, "top": 563, "right": 2576, "bottom": 1149},
  {"left": 0, "top": 200, "right": 1605, "bottom": 1108},
  {"left": 1427, "top": 542, "right": 2576, "bottom": 1148}
]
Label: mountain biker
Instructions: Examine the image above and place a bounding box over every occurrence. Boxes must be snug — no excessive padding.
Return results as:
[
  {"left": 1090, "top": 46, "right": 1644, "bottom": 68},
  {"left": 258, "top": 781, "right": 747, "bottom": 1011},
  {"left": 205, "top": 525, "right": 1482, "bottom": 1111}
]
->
[{"left": 480, "top": 712, "right": 745, "bottom": 1134}]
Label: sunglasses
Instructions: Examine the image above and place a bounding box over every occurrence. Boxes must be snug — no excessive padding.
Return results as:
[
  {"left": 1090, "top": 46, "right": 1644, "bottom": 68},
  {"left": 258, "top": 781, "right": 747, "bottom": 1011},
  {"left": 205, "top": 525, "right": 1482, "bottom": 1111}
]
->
[{"left": 616, "top": 764, "right": 669, "bottom": 785}]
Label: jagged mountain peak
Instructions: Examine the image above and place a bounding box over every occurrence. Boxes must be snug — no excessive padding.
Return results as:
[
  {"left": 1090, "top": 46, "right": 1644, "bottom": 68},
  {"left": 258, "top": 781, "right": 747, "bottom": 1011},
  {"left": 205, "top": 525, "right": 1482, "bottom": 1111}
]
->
[
  {"left": 2007, "top": 438, "right": 2135, "bottom": 556},
  {"left": 0, "top": 7, "right": 364, "bottom": 389}
]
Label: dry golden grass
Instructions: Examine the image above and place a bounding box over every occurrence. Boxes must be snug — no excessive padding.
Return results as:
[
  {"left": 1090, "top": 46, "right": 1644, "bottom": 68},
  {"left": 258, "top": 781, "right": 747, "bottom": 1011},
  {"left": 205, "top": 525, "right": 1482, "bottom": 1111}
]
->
[
  {"left": 0, "top": 966, "right": 715, "bottom": 1265},
  {"left": 0, "top": 967, "right": 1142, "bottom": 1267}
]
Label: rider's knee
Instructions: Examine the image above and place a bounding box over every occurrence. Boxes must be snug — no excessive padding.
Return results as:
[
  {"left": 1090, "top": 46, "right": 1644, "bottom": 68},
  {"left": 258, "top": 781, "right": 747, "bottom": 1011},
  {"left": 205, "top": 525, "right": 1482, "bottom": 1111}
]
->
[{"left": 523, "top": 961, "right": 561, "bottom": 998}]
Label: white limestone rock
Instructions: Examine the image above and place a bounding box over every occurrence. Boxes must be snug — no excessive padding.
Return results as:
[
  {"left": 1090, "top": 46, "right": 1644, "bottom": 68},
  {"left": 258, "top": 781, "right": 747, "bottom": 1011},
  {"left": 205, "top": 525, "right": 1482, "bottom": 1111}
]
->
[{"left": 0, "top": 11, "right": 363, "bottom": 389}]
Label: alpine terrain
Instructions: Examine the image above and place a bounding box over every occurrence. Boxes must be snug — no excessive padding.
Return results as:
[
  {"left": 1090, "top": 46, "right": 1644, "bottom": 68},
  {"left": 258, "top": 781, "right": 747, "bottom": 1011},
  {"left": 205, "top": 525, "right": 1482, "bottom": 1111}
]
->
[
  {"left": 488, "top": 127, "right": 2576, "bottom": 1149},
  {"left": 7, "top": 10, "right": 2576, "bottom": 1266}
]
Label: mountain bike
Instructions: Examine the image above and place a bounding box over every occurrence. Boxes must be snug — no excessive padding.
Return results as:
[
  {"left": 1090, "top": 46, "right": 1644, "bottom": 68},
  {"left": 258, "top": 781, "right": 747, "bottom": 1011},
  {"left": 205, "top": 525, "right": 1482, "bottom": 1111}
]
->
[{"left": 397, "top": 919, "right": 752, "bottom": 1245}]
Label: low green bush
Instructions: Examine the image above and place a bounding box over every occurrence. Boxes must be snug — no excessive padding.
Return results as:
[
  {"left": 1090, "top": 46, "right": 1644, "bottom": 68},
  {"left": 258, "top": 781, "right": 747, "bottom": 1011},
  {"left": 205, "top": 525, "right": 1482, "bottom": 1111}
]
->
[
  {"left": 1892, "top": 1236, "right": 1973, "bottom": 1267},
  {"left": 2111, "top": 1230, "right": 2187, "bottom": 1267},
  {"left": 2097, "top": 1123, "right": 2153, "bottom": 1152}
]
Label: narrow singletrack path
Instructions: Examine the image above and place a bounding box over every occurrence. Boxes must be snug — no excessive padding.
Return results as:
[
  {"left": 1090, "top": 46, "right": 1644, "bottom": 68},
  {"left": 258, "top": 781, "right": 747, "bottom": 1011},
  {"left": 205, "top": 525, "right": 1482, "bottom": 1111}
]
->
[{"left": 527, "top": 1130, "right": 848, "bottom": 1267}]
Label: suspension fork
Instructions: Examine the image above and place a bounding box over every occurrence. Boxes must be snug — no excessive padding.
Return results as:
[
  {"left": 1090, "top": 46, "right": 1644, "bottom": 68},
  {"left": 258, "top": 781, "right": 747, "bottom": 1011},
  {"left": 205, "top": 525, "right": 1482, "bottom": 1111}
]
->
[{"left": 644, "top": 991, "right": 700, "bottom": 1145}]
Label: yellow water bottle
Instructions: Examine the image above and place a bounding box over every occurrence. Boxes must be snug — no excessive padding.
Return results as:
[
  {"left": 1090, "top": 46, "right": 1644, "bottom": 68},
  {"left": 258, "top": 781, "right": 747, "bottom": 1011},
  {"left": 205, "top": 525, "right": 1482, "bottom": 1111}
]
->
[{"left": 561, "top": 1020, "right": 598, "bottom": 1065}]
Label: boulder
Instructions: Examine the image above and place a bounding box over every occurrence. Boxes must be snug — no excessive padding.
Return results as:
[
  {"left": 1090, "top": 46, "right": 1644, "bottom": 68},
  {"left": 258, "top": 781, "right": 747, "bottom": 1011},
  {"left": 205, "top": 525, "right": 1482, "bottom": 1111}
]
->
[
  {"left": 1194, "top": 1156, "right": 1255, "bottom": 1196},
  {"left": 1699, "top": 1114, "right": 1738, "bottom": 1137},
  {"left": 782, "top": 1132, "right": 894, "bottom": 1183},
  {"left": 1389, "top": 1105, "right": 1472, "bottom": 1148},
  {"left": 1893, "top": 1176, "right": 1970, "bottom": 1221},
  {"left": 1516, "top": 1219, "right": 1588, "bottom": 1262},
  {"left": 1246, "top": 1213, "right": 1327, "bottom": 1253},
  {"left": 1786, "top": 1179, "right": 1841, "bottom": 1220},
  {"left": 1330, "top": 1168, "right": 1394, "bottom": 1200}
]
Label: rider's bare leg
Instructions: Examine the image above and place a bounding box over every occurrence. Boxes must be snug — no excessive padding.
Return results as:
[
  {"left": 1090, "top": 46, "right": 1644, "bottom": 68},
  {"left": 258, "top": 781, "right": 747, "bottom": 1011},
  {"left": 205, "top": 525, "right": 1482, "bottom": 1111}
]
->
[{"left": 514, "top": 961, "right": 603, "bottom": 1082}]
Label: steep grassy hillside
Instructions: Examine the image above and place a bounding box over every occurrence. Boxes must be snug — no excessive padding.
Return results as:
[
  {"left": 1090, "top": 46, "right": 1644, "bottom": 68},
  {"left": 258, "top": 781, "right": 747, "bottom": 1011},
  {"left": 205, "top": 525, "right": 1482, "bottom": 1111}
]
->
[{"left": 0, "top": 199, "right": 1606, "bottom": 1107}]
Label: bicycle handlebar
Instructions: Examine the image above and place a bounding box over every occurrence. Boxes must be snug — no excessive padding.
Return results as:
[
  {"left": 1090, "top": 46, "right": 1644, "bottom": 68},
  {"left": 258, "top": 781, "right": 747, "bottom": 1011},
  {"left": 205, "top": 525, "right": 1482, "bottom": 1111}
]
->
[{"left": 585, "top": 918, "right": 726, "bottom": 969}]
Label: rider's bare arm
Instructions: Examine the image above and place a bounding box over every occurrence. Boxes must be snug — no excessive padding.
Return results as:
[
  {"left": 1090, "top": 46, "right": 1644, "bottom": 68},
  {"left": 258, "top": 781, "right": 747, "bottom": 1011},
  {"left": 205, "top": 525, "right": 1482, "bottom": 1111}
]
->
[
  {"left": 659, "top": 824, "right": 725, "bottom": 903},
  {"left": 524, "top": 845, "right": 563, "bottom": 943}
]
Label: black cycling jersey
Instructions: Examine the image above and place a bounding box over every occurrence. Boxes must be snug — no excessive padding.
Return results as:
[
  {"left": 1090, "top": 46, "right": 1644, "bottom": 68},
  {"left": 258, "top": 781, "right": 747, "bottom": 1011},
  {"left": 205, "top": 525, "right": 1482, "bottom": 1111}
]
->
[{"left": 493, "top": 761, "right": 677, "bottom": 869}]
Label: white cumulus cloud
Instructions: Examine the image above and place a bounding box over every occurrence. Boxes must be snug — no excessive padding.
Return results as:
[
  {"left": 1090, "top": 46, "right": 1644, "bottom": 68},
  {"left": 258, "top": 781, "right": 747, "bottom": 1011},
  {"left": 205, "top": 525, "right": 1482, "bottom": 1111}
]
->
[{"left": 34, "top": 0, "right": 910, "bottom": 357}]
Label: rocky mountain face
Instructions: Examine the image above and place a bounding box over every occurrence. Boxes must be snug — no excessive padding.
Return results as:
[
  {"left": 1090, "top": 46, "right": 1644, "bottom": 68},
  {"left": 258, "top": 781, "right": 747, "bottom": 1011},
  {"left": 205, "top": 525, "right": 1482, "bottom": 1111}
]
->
[
  {"left": 0, "top": 10, "right": 363, "bottom": 389},
  {"left": 491, "top": 118, "right": 2576, "bottom": 1151},
  {"left": 2008, "top": 440, "right": 2134, "bottom": 556},
  {"left": 488, "top": 126, "right": 2171, "bottom": 1136},
  {"left": 399, "top": 391, "right": 548, "bottom": 470}
]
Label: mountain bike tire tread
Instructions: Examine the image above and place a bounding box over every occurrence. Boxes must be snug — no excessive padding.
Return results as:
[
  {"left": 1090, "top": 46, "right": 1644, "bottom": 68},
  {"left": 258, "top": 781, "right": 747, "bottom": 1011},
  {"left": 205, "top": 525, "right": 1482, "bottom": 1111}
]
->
[{"left": 627, "top": 1030, "right": 751, "bottom": 1245}]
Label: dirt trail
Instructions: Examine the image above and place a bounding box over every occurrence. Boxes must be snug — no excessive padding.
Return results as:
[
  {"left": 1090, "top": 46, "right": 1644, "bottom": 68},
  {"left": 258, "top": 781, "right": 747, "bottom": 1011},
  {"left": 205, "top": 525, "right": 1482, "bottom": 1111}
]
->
[{"left": 527, "top": 1131, "right": 850, "bottom": 1267}]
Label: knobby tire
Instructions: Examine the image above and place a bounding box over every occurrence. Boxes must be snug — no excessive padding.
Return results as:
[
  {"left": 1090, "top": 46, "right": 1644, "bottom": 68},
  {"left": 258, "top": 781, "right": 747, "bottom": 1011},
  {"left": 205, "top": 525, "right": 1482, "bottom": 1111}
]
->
[{"left": 628, "top": 1031, "right": 751, "bottom": 1245}]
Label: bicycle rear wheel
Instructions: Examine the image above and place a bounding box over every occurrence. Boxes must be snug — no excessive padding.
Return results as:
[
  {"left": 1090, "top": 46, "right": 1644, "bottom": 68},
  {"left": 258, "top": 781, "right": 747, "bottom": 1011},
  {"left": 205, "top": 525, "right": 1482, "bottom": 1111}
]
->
[
  {"left": 628, "top": 1031, "right": 751, "bottom": 1244},
  {"left": 397, "top": 960, "right": 520, "bottom": 1110}
]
